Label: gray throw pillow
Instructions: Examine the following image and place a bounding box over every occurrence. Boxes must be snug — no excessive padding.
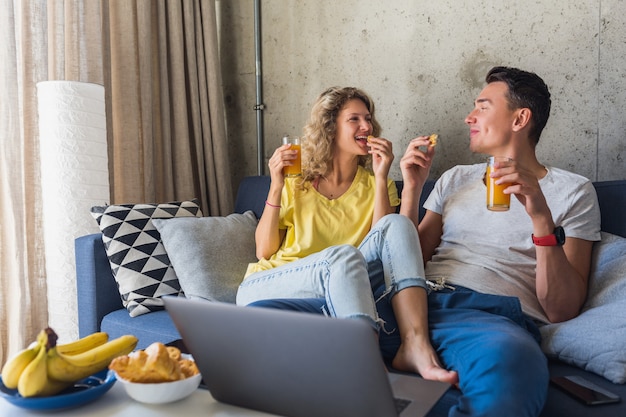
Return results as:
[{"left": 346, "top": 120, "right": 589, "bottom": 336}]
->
[
  {"left": 152, "top": 211, "right": 258, "bottom": 303},
  {"left": 540, "top": 232, "right": 626, "bottom": 383}
]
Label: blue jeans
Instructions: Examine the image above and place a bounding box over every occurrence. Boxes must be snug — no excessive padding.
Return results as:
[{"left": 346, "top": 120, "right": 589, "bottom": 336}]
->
[
  {"left": 249, "top": 286, "right": 549, "bottom": 417},
  {"left": 236, "top": 214, "right": 427, "bottom": 331},
  {"left": 382, "top": 286, "right": 548, "bottom": 417}
]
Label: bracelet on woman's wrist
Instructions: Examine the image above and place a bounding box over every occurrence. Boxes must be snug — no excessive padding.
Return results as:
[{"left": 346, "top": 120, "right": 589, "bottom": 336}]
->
[{"left": 265, "top": 200, "right": 280, "bottom": 209}]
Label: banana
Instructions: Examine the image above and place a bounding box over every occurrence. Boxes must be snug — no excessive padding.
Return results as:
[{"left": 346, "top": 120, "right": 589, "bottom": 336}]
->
[
  {"left": 26, "top": 375, "right": 72, "bottom": 397},
  {"left": 16, "top": 329, "right": 71, "bottom": 397},
  {"left": 47, "top": 334, "right": 138, "bottom": 382},
  {"left": 1, "top": 343, "right": 41, "bottom": 389},
  {"left": 17, "top": 340, "right": 48, "bottom": 397},
  {"left": 56, "top": 332, "right": 109, "bottom": 356}
]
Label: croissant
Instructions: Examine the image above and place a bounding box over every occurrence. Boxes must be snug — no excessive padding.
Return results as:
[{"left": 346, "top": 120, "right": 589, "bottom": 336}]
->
[{"left": 109, "top": 342, "right": 199, "bottom": 383}]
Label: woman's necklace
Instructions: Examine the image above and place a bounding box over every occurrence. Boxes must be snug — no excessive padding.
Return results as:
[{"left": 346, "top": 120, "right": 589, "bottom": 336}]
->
[{"left": 316, "top": 173, "right": 354, "bottom": 200}]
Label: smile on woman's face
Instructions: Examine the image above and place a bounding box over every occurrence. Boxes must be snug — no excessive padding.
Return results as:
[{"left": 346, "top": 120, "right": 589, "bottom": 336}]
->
[{"left": 335, "top": 99, "right": 372, "bottom": 156}]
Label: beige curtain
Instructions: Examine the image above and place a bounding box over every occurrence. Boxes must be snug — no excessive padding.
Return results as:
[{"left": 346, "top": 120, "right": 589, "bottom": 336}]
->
[
  {"left": 103, "top": 0, "right": 232, "bottom": 211},
  {"left": 0, "top": 0, "right": 230, "bottom": 366},
  {"left": 0, "top": 0, "right": 50, "bottom": 369}
]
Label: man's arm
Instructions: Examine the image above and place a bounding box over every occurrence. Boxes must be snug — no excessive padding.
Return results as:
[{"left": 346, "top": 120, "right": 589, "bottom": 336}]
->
[
  {"left": 398, "top": 136, "right": 441, "bottom": 264},
  {"left": 535, "top": 235, "right": 593, "bottom": 323},
  {"left": 398, "top": 136, "right": 436, "bottom": 228},
  {"left": 417, "top": 211, "right": 443, "bottom": 264},
  {"left": 494, "top": 159, "right": 594, "bottom": 323}
]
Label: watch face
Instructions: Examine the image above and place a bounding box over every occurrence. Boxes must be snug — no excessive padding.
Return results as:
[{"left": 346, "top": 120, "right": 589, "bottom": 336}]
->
[{"left": 554, "top": 226, "right": 566, "bottom": 245}]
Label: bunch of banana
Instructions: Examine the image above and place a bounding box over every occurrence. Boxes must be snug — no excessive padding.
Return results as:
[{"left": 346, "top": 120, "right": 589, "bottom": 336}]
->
[
  {"left": 1, "top": 328, "right": 137, "bottom": 397},
  {"left": 47, "top": 333, "right": 137, "bottom": 382}
]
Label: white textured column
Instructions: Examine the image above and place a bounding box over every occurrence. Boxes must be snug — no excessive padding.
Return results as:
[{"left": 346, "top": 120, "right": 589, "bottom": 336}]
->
[{"left": 37, "top": 81, "right": 110, "bottom": 342}]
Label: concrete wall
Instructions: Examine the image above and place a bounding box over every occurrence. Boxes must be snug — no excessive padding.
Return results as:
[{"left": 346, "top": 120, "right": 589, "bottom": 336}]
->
[{"left": 219, "top": 1, "right": 625, "bottom": 189}]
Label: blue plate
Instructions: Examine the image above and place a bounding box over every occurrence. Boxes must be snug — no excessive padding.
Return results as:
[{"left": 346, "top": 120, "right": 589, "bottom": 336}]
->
[{"left": 0, "top": 369, "right": 116, "bottom": 411}]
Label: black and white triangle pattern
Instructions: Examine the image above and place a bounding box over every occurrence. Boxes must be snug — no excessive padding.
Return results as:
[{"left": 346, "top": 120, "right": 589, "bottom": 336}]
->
[{"left": 91, "top": 200, "right": 202, "bottom": 317}]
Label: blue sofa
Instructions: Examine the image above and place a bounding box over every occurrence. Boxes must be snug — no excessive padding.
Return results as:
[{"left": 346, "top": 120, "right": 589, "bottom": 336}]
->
[{"left": 75, "top": 176, "right": 626, "bottom": 416}]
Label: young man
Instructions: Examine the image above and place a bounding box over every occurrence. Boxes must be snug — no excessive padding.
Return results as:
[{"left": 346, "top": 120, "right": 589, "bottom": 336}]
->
[{"left": 394, "top": 66, "right": 601, "bottom": 416}]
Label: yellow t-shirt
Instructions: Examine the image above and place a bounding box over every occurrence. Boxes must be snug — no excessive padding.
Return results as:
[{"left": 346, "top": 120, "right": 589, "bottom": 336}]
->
[{"left": 245, "top": 166, "right": 400, "bottom": 276}]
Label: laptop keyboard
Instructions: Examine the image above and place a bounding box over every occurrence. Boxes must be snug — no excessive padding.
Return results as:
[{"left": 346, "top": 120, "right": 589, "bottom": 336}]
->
[{"left": 395, "top": 397, "right": 412, "bottom": 414}]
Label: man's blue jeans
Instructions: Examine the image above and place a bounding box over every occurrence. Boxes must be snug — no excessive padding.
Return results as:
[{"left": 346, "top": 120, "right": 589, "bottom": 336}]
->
[{"left": 249, "top": 285, "right": 549, "bottom": 417}]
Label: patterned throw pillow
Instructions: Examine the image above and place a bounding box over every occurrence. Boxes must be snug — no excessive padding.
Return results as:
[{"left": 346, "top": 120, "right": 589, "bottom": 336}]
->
[{"left": 91, "top": 200, "right": 202, "bottom": 317}]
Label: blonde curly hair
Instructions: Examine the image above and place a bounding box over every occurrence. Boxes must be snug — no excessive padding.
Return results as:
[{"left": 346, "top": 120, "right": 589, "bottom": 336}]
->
[{"left": 299, "top": 87, "right": 381, "bottom": 187}]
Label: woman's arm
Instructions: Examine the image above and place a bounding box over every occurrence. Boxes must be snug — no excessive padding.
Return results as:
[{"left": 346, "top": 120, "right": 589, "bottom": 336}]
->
[
  {"left": 255, "top": 143, "right": 296, "bottom": 259},
  {"left": 368, "top": 137, "right": 395, "bottom": 224},
  {"left": 255, "top": 184, "right": 285, "bottom": 260},
  {"left": 372, "top": 175, "right": 394, "bottom": 224}
]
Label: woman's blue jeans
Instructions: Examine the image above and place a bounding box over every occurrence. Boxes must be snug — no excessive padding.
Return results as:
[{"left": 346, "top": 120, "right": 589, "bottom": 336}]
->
[{"left": 236, "top": 214, "right": 427, "bottom": 331}]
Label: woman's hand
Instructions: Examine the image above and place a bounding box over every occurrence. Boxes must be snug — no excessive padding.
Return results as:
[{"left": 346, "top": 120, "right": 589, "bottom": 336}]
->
[
  {"left": 267, "top": 143, "right": 298, "bottom": 185},
  {"left": 368, "top": 136, "right": 394, "bottom": 179}
]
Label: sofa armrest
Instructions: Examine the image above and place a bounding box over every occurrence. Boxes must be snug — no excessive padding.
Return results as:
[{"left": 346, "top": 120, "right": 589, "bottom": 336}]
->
[{"left": 75, "top": 233, "right": 123, "bottom": 337}]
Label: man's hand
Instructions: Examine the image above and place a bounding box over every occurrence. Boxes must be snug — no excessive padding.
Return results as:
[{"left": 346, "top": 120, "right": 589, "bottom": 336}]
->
[
  {"left": 400, "top": 136, "right": 436, "bottom": 191},
  {"left": 489, "top": 159, "right": 552, "bottom": 229}
]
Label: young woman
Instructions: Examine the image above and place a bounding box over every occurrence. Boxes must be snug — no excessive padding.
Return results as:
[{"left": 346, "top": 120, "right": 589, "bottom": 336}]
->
[{"left": 236, "top": 86, "right": 457, "bottom": 384}]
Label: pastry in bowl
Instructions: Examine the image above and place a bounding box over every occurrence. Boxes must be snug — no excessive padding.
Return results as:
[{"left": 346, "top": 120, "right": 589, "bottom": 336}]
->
[{"left": 109, "top": 342, "right": 201, "bottom": 404}]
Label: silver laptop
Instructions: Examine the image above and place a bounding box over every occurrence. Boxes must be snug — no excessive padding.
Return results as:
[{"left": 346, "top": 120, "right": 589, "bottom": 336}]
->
[{"left": 164, "top": 297, "right": 450, "bottom": 417}]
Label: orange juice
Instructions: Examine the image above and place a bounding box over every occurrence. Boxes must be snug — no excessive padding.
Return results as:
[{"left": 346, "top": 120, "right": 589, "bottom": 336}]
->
[
  {"left": 486, "top": 157, "right": 511, "bottom": 211},
  {"left": 282, "top": 136, "right": 301, "bottom": 177}
]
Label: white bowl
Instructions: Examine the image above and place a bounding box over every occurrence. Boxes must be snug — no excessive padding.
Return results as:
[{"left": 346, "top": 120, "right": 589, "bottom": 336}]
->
[{"left": 114, "top": 372, "right": 202, "bottom": 404}]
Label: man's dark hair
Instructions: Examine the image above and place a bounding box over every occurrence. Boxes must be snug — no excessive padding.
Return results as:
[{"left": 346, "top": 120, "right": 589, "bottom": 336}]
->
[{"left": 486, "top": 66, "right": 551, "bottom": 145}]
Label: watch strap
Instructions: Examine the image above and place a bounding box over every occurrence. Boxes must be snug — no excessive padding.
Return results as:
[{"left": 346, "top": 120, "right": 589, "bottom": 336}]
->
[
  {"left": 532, "top": 233, "right": 558, "bottom": 246},
  {"left": 532, "top": 226, "right": 565, "bottom": 246}
]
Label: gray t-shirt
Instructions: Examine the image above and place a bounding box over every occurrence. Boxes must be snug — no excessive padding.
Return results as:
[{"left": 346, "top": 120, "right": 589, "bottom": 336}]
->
[{"left": 424, "top": 164, "right": 601, "bottom": 323}]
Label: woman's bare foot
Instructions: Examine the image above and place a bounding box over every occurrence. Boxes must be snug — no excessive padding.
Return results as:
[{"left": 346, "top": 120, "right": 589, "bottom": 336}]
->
[{"left": 391, "top": 338, "right": 459, "bottom": 385}]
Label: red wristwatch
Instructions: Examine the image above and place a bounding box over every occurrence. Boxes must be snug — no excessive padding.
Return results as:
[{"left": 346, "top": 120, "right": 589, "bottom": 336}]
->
[{"left": 532, "top": 226, "right": 566, "bottom": 246}]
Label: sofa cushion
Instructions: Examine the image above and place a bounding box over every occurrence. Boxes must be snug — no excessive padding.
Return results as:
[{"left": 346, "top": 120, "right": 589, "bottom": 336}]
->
[
  {"left": 91, "top": 200, "right": 202, "bottom": 317},
  {"left": 101, "top": 309, "right": 180, "bottom": 350},
  {"left": 540, "top": 232, "right": 626, "bottom": 383},
  {"left": 152, "top": 211, "right": 258, "bottom": 303}
]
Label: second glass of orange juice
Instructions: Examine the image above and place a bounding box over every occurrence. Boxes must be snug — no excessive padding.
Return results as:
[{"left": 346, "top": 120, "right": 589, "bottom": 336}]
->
[{"left": 486, "top": 156, "right": 511, "bottom": 211}]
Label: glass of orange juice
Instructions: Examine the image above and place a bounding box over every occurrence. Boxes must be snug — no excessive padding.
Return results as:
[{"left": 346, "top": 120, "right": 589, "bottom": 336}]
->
[
  {"left": 486, "top": 156, "right": 511, "bottom": 211},
  {"left": 282, "top": 136, "right": 301, "bottom": 177}
]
